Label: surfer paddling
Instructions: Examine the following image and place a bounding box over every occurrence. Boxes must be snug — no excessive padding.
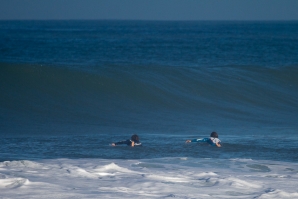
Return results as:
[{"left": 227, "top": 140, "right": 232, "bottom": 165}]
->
[
  {"left": 111, "top": 134, "right": 142, "bottom": 147},
  {"left": 185, "top": 132, "right": 221, "bottom": 147}
]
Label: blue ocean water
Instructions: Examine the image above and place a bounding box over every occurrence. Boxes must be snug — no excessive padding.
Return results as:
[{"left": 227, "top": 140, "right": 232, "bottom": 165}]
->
[{"left": 0, "top": 20, "right": 298, "bottom": 162}]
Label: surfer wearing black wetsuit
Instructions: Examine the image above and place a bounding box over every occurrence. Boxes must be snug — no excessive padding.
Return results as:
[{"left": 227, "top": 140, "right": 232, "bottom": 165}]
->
[{"left": 111, "top": 134, "right": 142, "bottom": 147}]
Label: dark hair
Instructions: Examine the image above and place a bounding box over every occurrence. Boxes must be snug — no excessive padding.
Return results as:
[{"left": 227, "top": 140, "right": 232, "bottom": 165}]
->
[
  {"left": 131, "top": 134, "right": 139, "bottom": 142},
  {"left": 210, "top": 132, "right": 218, "bottom": 138}
]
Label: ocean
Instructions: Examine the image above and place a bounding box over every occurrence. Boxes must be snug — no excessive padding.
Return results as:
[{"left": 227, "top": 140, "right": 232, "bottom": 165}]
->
[{"left": 0, "top": 20, "right": 298, "bottom": 198}]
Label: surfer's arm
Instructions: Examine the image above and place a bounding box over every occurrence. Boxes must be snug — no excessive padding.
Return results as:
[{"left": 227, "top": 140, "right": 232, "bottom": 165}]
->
[
  {"left": 112, "top": 140, "right": 131, "bottom": 146},
  {"left": 215, "top": 142, "right": 221, "bottom": 147},
  {"left": 185, "top": 139, "right": 203, "bottom": 143}
]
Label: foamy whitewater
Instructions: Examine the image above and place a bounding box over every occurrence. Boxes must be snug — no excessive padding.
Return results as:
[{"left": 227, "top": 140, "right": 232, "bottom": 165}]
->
[
  {"left": 1, "top": 21, "right": 298, "bottom": 198},
  {"left": 1, "top": 158, "right": 298, "bottom": 198}
]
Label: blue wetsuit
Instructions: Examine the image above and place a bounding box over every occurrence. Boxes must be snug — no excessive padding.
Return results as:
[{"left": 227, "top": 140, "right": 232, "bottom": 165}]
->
[
  {"left": 191, "top": 137, "right": 221, "bottom": 146},
  {"left": 114, "top": 140, "right": 142, "bottom": 146}
]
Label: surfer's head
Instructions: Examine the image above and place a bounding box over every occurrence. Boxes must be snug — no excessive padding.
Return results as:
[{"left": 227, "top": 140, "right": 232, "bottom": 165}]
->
[
  {"left": 131, "top": 134, "right": 139, "bottom": 142},
  {"left": 210, "top": 132, "right": 218, "bottom": 138}
]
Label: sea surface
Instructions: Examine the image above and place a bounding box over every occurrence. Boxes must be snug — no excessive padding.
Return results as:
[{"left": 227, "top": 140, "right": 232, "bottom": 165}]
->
[{"left": 0, "top": 20, "right": 298, "bottom": 198}]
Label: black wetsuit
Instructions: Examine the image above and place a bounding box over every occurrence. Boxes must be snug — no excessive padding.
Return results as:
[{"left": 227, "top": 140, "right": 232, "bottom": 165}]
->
[{"left": 114, "top": 140, "right": 142, "bottom": 146}]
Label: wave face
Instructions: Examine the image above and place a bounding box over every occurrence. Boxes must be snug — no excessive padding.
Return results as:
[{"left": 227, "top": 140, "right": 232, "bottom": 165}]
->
[
  {"left": 1, "top": 63, "right": 297, "bottom": 132},
  {"left": 0, "top": 21, "right": 298, "bottom": 161}
]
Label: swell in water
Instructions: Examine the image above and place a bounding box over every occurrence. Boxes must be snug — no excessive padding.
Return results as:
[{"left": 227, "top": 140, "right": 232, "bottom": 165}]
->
[{"left": 1, "top": 63, "right": 297, "bottom": 136}]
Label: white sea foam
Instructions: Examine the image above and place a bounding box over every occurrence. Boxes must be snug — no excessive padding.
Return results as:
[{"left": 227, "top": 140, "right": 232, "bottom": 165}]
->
[{"left": 0, "top": 158, "right": 297, "bottom": 198}]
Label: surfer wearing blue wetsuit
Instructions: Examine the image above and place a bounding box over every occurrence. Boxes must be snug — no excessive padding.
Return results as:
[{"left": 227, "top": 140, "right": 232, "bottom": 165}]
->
[
  {"left": 111, "top": 134, "right": 142, "bottom": 147},
  {"left": 185, "top": 132, "right": 221, "bottom": 147}
]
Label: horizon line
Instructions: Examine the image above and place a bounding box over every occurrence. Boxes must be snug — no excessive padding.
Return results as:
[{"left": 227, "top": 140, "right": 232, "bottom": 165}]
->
[{"left": 1, "top": 19, "right": 298, "bottom": 22}]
